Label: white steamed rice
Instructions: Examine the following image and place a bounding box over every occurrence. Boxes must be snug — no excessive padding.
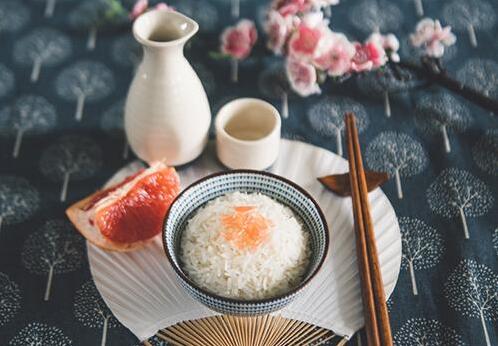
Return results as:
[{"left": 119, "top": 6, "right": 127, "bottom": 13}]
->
[{"left": 180, "top": 191, "right": 311, "bottom": 300}]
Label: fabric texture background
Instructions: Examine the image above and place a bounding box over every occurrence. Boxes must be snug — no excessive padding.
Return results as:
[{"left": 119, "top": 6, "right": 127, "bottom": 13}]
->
[{"left": 0, "top": 0, "right": 496, "bottom": 345}]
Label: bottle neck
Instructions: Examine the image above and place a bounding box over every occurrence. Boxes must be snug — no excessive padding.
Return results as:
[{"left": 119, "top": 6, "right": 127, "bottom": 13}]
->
[{"left": 142, "top": 44, "right": 185, "bottom": 68}]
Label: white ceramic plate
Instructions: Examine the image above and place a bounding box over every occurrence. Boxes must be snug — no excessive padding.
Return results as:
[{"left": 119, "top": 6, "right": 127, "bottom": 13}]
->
[{"left": 88, "top": 139, "right": 401, "bottom": 341}]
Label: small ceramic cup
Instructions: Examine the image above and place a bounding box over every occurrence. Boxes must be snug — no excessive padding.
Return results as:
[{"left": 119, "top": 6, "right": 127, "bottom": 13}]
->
[{"left": 216, "top": 98, "right": 281, "bottom": 170}]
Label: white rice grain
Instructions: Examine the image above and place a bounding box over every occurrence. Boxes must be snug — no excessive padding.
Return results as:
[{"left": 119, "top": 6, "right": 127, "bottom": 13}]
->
[{"left": 180, "top": 192, "right": 311, "bottom": 300}]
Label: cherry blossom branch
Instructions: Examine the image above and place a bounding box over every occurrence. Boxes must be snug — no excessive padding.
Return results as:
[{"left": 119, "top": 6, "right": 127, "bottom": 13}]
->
[
  {"left": 395, "top": 59, "right": 498, "bottom": 115},
  {"left": 264, "top": 2, "right": 498, "bottom": 115}
]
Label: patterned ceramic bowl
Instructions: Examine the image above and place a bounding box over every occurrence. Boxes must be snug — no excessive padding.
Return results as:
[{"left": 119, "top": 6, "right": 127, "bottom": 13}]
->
[{"left": 163, "top": 170, "right": 329, "bottom": 316}]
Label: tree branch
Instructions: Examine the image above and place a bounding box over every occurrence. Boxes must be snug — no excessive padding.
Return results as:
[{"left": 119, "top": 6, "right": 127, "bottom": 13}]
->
[
  {"left": 395, "top": 59, "right": 498, "bottom": 115},
  {"left": 41, "top": 256, "right": 52, "bottom": 267},
  {"left": 412, "top": 243, "right": 430, "bottom": 260}
]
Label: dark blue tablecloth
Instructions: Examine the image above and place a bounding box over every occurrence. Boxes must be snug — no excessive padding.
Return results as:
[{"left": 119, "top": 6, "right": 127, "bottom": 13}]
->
[{"left": 0, "top": 0, "right": 497, "bottom": 345}]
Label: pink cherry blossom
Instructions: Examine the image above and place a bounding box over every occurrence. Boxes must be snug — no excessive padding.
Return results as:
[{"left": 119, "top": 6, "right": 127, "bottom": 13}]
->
[
  {"left": 130, "top": 0, "right": 148, "bottom": 20},
  {"left": 351, "top": 41, "right": 387, "bottom": 72},
  {"left": 288, "top": 12, "right": 329, "bottom": 61},
  {"left": 311, "top": 0, "right": 340, "bottom": 9},
  {"left": 286, "top": 57, "right": 321, "bottom": 96},
  {"left": 383, "top": 34, "right": 399, "bottom": 52},
  {"left": 313, "top": 32, "right": 355, "bottom": 76},
  {"left": 410, "top": 18, "right": 456, "bottom": 58},
  {"left": 221, "top": 20, "right": 258, "bottom": 60},
  {"left": 410, "top": 18, "right": 436, "bottom": 46},
  {"left": 265, "top": 10, "right": 292, "bottom": 55},
  {"left": 155, "top": 3, "right": 174, "bottom": 11},
  {"left": 301, "top": 11, "right": 327, "bottom": 27},
  {"left": 289, "top": 25, "right": 322, "bottom": 59},
  {"left": 350, "top": 43, "right": 373, "bottom": 72},
  {"left": 367, "top": 32, "right": 400, "bottom": 62},
  {"left": 237, "top": 19, "right": 258, "bottom": 45},
  {"left": 273, "top": 0, "right": 312, "bottom": 16}
]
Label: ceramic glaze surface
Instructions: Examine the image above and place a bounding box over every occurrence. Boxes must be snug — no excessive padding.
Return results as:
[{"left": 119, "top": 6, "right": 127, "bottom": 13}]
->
[
  {"left": 216, "top": 98, "right": 281, "bottom": 170},
  {"left": 125, "top": 10, "right": 211, "bottom": 165}
]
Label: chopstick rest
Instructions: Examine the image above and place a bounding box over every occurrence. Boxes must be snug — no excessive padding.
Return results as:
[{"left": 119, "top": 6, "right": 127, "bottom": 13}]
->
[{"left": 317, "top": 171, "right": 389, "bottom": 197}]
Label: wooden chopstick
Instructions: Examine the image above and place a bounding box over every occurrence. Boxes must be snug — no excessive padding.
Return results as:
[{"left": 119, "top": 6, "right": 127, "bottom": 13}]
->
[
  {"left": 345, "top": 114, "right": 381, "bottom": 346},
  {"left": 345, "top": 112, "right": 393, "bottom": 346}
]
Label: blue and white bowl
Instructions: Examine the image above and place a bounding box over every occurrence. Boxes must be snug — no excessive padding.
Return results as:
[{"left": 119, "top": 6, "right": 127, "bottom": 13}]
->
[{"left": 163, "top": 170, "right": 329, "bottom": 316}]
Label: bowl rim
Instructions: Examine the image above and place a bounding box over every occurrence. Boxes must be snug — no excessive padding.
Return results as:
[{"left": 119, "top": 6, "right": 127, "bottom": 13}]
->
[{"left": 162, "top": 169, "right": 330, "bottom": 305}]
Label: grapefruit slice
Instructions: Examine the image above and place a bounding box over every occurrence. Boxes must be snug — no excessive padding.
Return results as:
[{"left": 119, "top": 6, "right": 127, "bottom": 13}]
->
[{"left": 66, "top": 162, "right": 180, "bottom": 251}]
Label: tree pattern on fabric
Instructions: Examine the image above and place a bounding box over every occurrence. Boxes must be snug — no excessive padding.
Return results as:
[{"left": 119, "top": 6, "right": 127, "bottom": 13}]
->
[
  {"left": 444, "top": 259, "right": 498, "bottom": 346},
  {"left": 13, "top": 28, "right": 71, "bottom": 83},
  {"left": 349, "top": 0, "right": 403, "bottom": 33},
  {"left": 366, "top": 132, "right": 427, "bottom": 199},
  {"left": 258, "top": 62, "right": 295, "bottom": 118},
  {"left": 356, "top": 70, "right": 414, "bottom": 118},
  {"left": 39, "top": 135, "right": 103, "bottom": 202},
  {"left": 55, "top": 60, "right": 114, "bottom": 121},
  {"left": 0, "top": 1, "right": 30, "bottom": 36},
  {"left": 394, "top": 318, "right": 465, "bottom": 345},
  {"left": 386, "top": 297, "right": 394, "bottom": 312},
  {"left": 101, "top": 100, "right": 128, "bottom": 159},
  {"left": 427, "top": 168, "right": 493, "bottom": 239},
  {"left": 493, "top": 228, "right": 498, "bottom": 256},
  {"left": 34, "top": 0, "right": 75, "bottom": 19},
  {"left": 171, "top": 0, "right": 219, "bottom": 33},
  {"left": 0, "top": 272, "right": 21, "bottom": 327},
  {"left": 211, "top": 0, "right": 249, "bottom": 19},
  {"left": 22, "top": 219, "right": 84, "bottom": 301},
  {"left": 0, "top": 176, "right": 40, "bottom": 233},
  {"left": 0, "top": 0, "right": 496, "bottom": 344},
  {"left": 399, "top": 217, "right": 443, "bottom": 295},
  {"left": 307, "top": 96, "right": 369, "bottom": 157},
  {"left": 457, "top": 59, "right": 498, "bottom": 98},
  {"left": 9, "top": 322, "right": 72, "bottom": 345},
  {"left": 0, "top": 95, "right": 57, "bottom": 158},
  {"left": 404, "top": 0, "right": 438, "bottom": 18},
  {"left": 472, "top": 129, "right": 498, "bottom": 176},
  {"left": 68, "top": 0, "right": 125, "bottom": 51},
  {"left": 443, "top": 0, "right": 496, "bottom": 47},
  {"left": 111, "top": 35, "right": 142, "bottom": 70},
  {"left": 415, "top": 93, "right": 472, "bottom": 154},
  {"left": 74, "top": 280, "right": 121, "bottom": 346},
  {"left": 0, "top": 64, "right": 14, "bottom": 99},
  {"left": 138, "top": 335, "right": 168, "bottom": 346}
]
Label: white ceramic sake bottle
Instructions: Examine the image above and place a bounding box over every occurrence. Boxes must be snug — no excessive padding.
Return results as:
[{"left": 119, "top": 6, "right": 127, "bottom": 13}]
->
[{"left": 125, "top": 10, "right": 211, "bottom": 165}]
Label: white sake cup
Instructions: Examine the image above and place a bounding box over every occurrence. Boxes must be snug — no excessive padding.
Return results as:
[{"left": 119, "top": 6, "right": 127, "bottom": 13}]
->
[{"left": 216, "top": 98, "right": 281, "bottom": 170}]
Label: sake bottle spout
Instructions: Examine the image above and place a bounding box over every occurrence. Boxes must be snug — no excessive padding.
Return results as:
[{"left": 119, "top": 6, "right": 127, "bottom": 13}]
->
[{"left": 133, "top": 10, "right": 199, "bottom": 50}]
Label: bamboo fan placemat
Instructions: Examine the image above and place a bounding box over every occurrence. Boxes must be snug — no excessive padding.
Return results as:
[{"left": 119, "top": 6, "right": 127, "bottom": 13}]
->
[
  {"left": 148, "top": 315, "right": 341, "bottom": 346},
  {"left": 88, "top": 140, "right": 401, "bottom": 344}
]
